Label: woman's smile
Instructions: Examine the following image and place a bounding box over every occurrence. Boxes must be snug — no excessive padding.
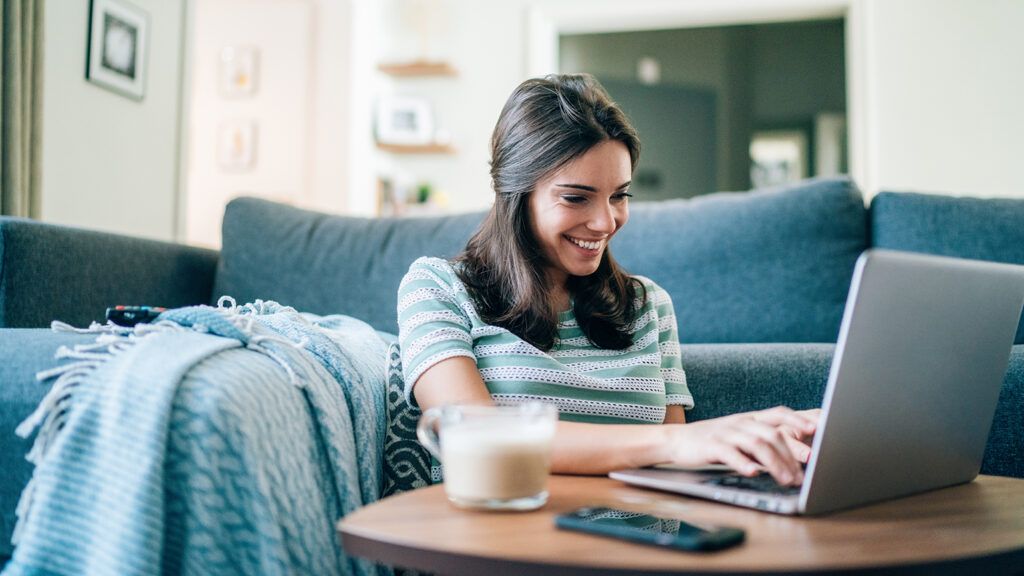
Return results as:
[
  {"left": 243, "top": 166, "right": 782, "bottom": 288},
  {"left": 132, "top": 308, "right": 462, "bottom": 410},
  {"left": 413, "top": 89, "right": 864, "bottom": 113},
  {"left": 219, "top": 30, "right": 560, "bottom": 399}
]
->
[{"left": 565, "top": 235, "right": 605, "bottom": 253}]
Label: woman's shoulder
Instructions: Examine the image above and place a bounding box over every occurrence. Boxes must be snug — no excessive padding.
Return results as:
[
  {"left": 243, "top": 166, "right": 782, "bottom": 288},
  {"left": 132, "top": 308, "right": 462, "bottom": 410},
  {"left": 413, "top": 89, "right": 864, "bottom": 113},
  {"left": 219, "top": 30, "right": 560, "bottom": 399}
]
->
[
  {"left": 630, "top": 274, "right": 665, "bottom": 294},
  {"left": 630, "top": 275, "right": 673, "bottom": 308},
  {"left": 408, "top": 256, "right": 456, "bottom": 275},
  {"left": 402, "top": 257, "right": 464, "bottom": 291}
]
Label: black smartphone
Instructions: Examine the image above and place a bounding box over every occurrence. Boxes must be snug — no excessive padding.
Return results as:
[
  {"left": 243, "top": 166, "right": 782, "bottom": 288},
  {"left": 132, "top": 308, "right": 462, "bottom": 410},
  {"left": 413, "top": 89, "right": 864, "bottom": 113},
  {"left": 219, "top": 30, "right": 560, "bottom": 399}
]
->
[{"left": 554, "top": 506, "right": 745, "bottom": 552}]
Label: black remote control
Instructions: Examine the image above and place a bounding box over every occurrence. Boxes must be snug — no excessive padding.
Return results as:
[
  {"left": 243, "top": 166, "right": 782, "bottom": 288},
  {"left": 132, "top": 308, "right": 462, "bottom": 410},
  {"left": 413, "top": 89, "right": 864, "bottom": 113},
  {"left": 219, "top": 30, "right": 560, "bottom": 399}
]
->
[{"left": 105, "top": 305, "right": 167, "bottom": 327}]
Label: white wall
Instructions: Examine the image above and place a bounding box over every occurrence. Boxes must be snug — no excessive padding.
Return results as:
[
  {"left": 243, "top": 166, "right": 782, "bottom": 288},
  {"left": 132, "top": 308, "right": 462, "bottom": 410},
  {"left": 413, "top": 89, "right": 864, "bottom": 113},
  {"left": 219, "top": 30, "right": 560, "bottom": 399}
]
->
[
  {"left": 40, "top": 0, "right": 186, "bottom": 241},
  {"left": 184, "top": 0, "right": 351, "bottom": 247},
  {"left": 185, "top": 0, "right": 310, "bottom": 247},
  {"left": 308, "top": 1, "right": 351, "bottom": 215},
  {"left": 861, "top": 0, "right": 1024, "bottom": 198}
]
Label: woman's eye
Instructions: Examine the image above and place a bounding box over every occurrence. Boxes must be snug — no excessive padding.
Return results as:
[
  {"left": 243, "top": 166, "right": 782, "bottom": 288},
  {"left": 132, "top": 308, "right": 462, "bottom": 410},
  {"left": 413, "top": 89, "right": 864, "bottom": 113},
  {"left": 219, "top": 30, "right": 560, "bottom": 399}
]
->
[
  {"left": 562, "top": 195, "right": 586, "bottom": 204},
  {"left": 613, "top": 192, "right": 633, "bottom": 201}
]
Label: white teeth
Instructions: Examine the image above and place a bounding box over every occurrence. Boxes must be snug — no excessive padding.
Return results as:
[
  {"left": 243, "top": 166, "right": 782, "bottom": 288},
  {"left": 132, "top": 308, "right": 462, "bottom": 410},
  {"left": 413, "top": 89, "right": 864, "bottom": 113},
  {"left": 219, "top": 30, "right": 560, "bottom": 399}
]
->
[{"left": 568, "top": 236, "right": 602, "bottom": 250}]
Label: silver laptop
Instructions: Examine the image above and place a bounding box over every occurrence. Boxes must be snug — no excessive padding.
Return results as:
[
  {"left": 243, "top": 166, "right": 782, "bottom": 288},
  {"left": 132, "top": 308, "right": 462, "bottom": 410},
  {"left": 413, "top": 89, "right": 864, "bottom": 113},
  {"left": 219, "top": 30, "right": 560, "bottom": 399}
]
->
[{"left": 611, "top": 249, "right": 1024, "bottom": 515}]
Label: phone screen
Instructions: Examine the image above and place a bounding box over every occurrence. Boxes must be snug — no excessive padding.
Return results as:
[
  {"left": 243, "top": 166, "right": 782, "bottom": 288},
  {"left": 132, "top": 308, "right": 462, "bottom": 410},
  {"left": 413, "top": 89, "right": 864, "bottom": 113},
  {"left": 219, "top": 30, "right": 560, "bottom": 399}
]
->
[{"left": 555, "top": 506, "right": 745, "bottom": 552}]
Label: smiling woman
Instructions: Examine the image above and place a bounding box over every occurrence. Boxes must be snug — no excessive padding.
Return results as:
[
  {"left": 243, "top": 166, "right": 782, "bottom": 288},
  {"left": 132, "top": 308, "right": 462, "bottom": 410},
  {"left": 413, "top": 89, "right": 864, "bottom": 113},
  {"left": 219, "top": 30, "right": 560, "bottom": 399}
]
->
[
  {"left": 397, "top": 74, "right": 819, "bottom": 485},
  {"left": 455, "top": 75, "right": 642, "bottom": 352}
]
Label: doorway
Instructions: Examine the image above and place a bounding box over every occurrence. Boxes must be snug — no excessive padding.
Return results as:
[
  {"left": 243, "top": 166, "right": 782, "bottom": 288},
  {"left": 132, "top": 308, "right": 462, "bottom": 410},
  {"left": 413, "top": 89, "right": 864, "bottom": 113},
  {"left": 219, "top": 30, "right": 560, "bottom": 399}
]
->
[{"left": 560, "top": 19, "right": 847, "bottom": 198}]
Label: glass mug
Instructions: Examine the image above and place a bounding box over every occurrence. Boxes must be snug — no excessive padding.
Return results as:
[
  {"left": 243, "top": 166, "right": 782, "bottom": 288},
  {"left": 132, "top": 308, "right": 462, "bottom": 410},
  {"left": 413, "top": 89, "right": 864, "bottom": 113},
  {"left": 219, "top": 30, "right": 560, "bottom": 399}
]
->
[{"left": 416, "top": 402, "right": 558, "bottom": 511}]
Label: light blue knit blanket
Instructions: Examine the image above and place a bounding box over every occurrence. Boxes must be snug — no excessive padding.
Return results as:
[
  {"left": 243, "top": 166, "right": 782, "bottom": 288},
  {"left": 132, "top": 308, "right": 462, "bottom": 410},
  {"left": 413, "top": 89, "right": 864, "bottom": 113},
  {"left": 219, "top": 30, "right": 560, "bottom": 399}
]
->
[{"left": 4, "top": 300, "right": 393, "bottom": 576}]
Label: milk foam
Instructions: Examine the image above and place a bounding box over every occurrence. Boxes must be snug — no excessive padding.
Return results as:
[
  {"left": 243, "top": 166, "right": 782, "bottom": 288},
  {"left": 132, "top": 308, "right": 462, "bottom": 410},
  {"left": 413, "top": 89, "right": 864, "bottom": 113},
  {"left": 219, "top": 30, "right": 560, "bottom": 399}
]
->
[{"left": 441, "top": 422, "right": 554, "bottom": 501}]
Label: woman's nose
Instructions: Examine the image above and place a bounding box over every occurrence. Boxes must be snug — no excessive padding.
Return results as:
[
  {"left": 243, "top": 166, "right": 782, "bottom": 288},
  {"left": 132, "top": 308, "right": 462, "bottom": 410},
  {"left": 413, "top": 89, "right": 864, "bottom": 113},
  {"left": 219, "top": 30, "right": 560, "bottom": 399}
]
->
[{"left": 588, "top": 201, "right": 618, "bottom": 233}]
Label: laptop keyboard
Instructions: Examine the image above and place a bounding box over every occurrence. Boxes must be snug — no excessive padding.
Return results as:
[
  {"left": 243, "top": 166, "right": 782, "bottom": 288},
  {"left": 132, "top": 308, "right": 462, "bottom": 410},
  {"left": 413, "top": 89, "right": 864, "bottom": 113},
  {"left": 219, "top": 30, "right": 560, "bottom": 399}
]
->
[{"left": 702, "top": 473, "right": 802, "bottom": 495}]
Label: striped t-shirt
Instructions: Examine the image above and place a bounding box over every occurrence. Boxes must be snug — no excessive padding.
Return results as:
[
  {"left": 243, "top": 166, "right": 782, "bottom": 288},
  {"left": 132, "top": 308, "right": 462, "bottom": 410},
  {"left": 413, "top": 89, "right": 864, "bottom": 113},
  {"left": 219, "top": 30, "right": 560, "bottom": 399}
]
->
[{"left": 397, "top": 257, "right": 694, "bottom": 424}]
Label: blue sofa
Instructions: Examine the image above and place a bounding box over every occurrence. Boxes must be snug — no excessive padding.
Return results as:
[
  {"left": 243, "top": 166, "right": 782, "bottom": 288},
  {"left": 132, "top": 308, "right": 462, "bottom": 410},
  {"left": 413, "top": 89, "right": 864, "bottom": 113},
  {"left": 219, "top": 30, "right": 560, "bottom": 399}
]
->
[{"left": 2, "top": 176, "right": 1023, "bottom": 565}]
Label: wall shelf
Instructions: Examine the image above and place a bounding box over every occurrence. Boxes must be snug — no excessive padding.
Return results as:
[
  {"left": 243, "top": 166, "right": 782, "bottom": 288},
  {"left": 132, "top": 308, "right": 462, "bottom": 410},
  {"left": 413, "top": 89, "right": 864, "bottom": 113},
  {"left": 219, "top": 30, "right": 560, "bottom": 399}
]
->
[
  {"left": 377, "top": 60, "right": 458, "bottom": 77},
  {"left": 376, "top": 142, "right": 456, "bottom": 154}
]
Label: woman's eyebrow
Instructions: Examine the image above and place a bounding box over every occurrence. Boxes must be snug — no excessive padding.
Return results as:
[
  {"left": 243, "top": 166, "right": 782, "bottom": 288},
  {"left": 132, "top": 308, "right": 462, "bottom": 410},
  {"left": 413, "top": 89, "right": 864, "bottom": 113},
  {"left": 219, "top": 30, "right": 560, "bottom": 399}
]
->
[
  {"left": 555, "top": 181, "right": 632, "bottom": 192},
  {"left": 555, "top": 184, "right": 596, "bottom": 192}
]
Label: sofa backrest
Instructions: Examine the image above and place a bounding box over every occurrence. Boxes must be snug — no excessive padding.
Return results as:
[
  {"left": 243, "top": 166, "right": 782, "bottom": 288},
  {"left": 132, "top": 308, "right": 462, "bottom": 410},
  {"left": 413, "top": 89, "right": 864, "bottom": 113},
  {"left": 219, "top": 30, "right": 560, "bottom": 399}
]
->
[
  {"left": 212, "top": 199, "right": 484, "bottom": 334},
  {"left": 216, "top": 177, "right": 867, "bottom": 341},
  {"left": 614, "top": 177, "right": 867, "bottom": 343},
  {"left": 0, "top": 217, "right": 217, "bottom": 328},
  {"left": 871, "top": 191, "right": 1024, "bottom": 344}
]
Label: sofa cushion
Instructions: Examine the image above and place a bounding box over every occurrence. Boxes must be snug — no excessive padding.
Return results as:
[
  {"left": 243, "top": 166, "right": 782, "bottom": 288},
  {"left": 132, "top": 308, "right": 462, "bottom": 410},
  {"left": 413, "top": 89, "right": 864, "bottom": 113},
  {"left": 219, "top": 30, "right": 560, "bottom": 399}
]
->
[
  {"left": 989, "top": 346, "right": 1024, "bottom": 478},
  {"left": 681, "top": 343, "right": 833, "bottom": 422},
  {"left": 613, "top": 177, "right": 868, "bottom": 343},
  {"left": 871, "top": 191, "right": 1024, "bottom": 344},
  {"left": 213, "top": 199, "right": 485, "bottom": 334}
]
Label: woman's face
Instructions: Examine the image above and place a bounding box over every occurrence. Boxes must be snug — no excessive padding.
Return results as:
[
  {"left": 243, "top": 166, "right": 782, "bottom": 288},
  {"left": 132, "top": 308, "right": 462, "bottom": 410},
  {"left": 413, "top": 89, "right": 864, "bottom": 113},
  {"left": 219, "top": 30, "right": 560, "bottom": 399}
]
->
[{"left": 528, "top": 139, "right": 632, "bottom": 289}]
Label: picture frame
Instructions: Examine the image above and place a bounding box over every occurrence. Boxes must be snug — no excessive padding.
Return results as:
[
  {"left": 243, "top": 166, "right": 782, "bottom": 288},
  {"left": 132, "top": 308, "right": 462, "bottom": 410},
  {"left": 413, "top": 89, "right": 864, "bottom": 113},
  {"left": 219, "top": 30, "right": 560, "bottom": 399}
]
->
[
  {"left": 375, "top": 97, "right": 434, "bottom": 145},
  {"left": 749, "top": 127, "right": 811, "bottom": 189},
  {"left": 219, "top": 46, "right": 259, "bottom": 97},
  {"left": 85, "top": 0, "right": 149, "bottom": 101},
  {"left": 218, "top": 121, "right": 258, "bottom": 171}
]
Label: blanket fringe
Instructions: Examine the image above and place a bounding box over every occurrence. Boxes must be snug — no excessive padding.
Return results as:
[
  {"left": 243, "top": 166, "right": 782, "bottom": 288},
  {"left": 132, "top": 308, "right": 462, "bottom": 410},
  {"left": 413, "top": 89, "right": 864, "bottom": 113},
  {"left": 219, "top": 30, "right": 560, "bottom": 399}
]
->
[
  {"left": 12, "top": 319, "right": 196, "bottom": 546},
  {"left": 216, "top": 296, "right": 313, "bottom": 387}
]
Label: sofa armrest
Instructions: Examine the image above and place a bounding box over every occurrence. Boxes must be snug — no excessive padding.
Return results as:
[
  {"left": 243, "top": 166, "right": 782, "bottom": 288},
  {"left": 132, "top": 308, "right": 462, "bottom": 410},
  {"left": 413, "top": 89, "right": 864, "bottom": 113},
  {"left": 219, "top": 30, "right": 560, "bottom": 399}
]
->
[
  {"left": 0, "top": 218, "right": 218, "bottom": 328},
  {"left": 0, "top": 329, "right": 98, "bottom": 559}
]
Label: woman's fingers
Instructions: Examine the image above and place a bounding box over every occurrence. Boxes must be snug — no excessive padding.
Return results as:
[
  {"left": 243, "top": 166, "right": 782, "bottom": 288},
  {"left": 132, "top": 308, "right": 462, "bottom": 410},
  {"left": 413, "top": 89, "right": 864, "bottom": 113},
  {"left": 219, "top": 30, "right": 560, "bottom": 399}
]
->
[
  {"left": 752, "top": 406, "right": 819, "bottom": 438},
  {"left": 733, "top": 422, "right": 803, "bottom": 485},
  {"left": 669, "top": 408, "right": 819, "bottom": 485},
  {"left": 795, "top": 408, "right": 822, "bottom": 434},
  {"left": 712, "top": 444, "right": 761, "bottom": 477},
  {"left": 783, "top": 433, "right": 813, "bottom": 463}
]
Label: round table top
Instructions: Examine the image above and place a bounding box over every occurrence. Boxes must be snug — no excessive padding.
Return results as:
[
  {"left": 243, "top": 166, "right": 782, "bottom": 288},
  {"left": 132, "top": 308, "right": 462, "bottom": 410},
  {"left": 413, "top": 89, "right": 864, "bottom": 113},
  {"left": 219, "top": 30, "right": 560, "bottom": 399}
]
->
[{"left": 338, "top": 474, "right": 1024, "bottom": 575}]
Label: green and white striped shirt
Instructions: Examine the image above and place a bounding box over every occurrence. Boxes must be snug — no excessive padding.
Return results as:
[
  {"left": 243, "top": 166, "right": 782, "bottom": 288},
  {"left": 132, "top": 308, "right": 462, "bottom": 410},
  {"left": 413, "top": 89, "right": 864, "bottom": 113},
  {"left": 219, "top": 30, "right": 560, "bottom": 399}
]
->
[{"left": 397, "top": 257, "right": 693, "bottom": 424}]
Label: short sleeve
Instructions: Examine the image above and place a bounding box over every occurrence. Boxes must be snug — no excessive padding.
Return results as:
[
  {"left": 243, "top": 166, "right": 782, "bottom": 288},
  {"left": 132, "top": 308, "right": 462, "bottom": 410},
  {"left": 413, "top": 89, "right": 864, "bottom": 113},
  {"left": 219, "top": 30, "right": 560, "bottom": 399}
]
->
[
  {"left": 647, "top": 281, "right": 694, "bottom": 409},
  {"left": 397, "top": 258, "right": 476, "bottom": 403}
]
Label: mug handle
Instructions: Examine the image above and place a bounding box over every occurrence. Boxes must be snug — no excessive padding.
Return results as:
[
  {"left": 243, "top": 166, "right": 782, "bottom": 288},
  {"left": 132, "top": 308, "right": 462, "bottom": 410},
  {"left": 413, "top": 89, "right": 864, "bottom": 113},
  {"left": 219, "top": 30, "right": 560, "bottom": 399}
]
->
[{"left": 416, "top": 408, "right": 444, "bottom": 462}]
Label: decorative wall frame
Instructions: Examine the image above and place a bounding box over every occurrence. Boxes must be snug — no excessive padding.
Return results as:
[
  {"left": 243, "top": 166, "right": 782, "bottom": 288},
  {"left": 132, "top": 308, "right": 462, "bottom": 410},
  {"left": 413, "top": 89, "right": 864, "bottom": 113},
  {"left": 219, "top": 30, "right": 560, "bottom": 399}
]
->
[
  {"left": 218, "top": 121, "right": 258, "bottom": 171},
  {"left": 749, "top": 128, "right": 811, "bottom": 189},
  {"left": 85, "top": 0, "right": 149, "bottom": 100},
  {"left": 375, "top": 96, "right": 434, "bottom": 145},
  {"left": 219, "top": 46, "right": 260, "bottom": 97}
]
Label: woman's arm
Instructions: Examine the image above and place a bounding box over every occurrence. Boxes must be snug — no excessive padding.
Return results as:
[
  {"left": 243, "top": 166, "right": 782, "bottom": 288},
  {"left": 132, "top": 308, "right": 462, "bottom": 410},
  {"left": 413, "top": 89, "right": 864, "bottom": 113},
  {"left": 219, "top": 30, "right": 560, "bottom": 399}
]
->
[
  {"left": 665, "top": 405, "right": 686, "bottom": 424},
  {"left": 413, "top": 357, "right": 817, "bottom": 486}
]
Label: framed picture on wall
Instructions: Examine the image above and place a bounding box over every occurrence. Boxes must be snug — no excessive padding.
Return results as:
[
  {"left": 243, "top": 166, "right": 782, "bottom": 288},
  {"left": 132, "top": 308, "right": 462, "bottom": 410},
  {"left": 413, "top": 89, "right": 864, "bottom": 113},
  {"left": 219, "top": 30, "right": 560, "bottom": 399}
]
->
[
  {"left": 375, "top": 97, "right": 434, "bottom": 145},
  {"left": 219, "top": 46, "right": 259, "bottom": 97},
  {"left": 85, "top": 0, "right": 149, "bottom": 100},
  {"left": 218, "top": 121, "right": 258, "bottom": 171},
  {"left": 749, "top": 128, "right": 811, "bottom": 189}
]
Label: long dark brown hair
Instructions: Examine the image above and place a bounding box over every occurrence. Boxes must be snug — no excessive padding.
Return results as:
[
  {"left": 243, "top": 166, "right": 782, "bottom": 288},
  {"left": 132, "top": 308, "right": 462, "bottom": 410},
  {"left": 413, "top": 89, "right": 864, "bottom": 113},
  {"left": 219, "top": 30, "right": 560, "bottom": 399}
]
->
[{"left": 454, "top": 74, "right": 644, "bottom": 351}]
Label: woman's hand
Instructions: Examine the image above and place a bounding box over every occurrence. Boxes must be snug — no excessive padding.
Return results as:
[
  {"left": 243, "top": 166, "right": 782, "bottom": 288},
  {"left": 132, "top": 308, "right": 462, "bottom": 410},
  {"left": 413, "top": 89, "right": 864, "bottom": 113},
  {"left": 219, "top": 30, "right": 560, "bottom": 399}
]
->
[
  {"left": 662, "top": 407, "right": 820, "bottom": 486},
  {"left": 772, "top": 408, "right": 821, "bottom": 464}
]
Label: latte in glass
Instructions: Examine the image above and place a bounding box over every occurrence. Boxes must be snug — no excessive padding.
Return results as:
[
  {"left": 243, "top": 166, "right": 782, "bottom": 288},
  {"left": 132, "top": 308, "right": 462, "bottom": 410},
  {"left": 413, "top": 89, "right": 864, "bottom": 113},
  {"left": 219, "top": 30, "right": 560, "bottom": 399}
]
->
[{"left": 417, "top": 402, "right": 558, "bottom": 511}]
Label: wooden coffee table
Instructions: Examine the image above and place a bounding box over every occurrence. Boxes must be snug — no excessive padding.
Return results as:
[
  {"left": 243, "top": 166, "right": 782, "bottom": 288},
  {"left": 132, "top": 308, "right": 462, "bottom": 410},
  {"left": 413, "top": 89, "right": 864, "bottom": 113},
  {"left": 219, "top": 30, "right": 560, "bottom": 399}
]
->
[{"left": 338, "top": 474, "right": 1024, "bottom": 575}]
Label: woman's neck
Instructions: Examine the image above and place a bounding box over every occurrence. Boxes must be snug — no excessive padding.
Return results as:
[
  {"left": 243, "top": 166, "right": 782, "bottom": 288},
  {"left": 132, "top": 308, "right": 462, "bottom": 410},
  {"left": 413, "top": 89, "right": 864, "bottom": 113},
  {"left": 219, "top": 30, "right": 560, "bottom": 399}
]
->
[{"left": 549, "top": 285, "right": 571, "bottom": 314}]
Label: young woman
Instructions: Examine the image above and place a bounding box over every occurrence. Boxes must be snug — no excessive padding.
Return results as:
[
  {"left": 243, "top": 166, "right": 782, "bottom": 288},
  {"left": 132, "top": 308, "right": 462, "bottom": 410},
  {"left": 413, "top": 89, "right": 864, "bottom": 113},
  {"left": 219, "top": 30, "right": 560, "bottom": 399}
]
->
[{"left": 397, "top": 74, "right": 818, "bottom": 486}]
